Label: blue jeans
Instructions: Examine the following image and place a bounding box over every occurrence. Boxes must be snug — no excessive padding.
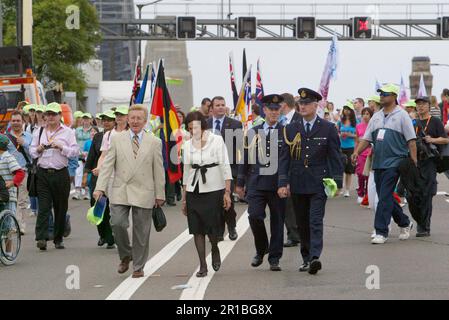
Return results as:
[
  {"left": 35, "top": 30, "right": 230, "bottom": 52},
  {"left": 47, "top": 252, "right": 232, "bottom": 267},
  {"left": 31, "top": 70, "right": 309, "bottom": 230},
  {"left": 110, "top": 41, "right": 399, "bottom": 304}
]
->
[
  {"left": 374, "top": 167, "right": 411, "bottom": 237},
  {"left": 30, "top": 196, "right": 38, "bottom": 213}
]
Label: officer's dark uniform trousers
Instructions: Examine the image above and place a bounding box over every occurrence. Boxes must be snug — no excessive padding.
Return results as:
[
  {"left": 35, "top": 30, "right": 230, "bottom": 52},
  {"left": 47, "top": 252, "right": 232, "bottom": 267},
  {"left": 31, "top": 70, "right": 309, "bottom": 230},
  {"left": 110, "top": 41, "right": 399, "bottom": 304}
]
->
[
  {"left": 238, "top": 125, "right": 286, "bottom": 264},
  {"left": 279, "top": 117, "right": 343, "bottom": 263}
]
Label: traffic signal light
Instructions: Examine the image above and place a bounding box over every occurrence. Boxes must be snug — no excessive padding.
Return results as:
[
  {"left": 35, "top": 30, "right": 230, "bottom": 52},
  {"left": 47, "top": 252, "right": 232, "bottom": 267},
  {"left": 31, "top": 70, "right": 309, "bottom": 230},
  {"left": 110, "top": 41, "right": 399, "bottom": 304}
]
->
[
  {"left": 177, "top": 17, "right": 196, "bottom": 39},
  {"left": 352, "top": 17, "right": 373, "bottom": 39},
  {"left": 441, "top": 17, "right": 449, "bottom": 38},
  {"left": 296, "top": 17, "right": 316, "bottom": 39},
  {"left": 238, "top": 17, "right": 257, "bottom": 39}
]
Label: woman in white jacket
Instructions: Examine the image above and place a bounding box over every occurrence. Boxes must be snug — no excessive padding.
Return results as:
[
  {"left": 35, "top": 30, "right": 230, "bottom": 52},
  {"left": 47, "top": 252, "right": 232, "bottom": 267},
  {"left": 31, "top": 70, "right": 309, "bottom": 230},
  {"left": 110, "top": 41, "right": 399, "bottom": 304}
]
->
[{"left": 181, "top": 111, "right": 233, "bottom": 277}]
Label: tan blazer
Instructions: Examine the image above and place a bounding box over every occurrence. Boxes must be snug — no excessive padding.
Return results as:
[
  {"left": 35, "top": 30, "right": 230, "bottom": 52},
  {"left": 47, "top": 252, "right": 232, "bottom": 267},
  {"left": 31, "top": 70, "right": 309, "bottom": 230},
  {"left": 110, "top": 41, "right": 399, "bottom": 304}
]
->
[{"left": 95, "top": 130, "right": 165, "bottom": 209}]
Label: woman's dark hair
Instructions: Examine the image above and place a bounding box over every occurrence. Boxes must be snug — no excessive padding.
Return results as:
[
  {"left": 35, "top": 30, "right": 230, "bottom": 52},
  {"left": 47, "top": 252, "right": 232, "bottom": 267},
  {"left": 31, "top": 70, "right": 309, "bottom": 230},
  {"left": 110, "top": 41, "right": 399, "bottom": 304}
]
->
[
  {"left": 91, "top": 126, "right": 100, "bottom": 134},
  {"left": 185, "top": 111, "right": 207, "bottom": 130},
  {"left": 361, "top": 107, "right": 373, "bottom": 118},
  {"left": 341, "top": 106, "right": 357, "bottom": 127},
  {"left": 177, "top": 110, "right": 186, "bottom": 123}
]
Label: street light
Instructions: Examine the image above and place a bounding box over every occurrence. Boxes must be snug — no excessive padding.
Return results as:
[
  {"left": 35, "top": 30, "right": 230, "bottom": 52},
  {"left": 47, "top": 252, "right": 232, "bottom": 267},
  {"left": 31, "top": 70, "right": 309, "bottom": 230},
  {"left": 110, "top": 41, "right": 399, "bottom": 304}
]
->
[
  {"left": 136, "top": 0, "right": 163, "bottom": 78},
  {"left": 431, "top": 63, "right": 449, "bottom": 67}
]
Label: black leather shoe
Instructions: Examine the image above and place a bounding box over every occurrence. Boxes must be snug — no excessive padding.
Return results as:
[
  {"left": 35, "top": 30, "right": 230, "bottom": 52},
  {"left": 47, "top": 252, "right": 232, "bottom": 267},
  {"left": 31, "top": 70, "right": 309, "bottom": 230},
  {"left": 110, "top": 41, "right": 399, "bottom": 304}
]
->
[
  {"left": 37, "top": 240, "right": 47, "bottom": 251},
  {"left": 270, "top": 262, "right": 282, "bottom": 271},
  {"left": 299, "top": 262, "right": 310, "bottom": 272},
  {"left": 55, "top": 242, "right": 65, "bottom": 249},
  {"left": 212, "top": 246, "right": 221, "bottom": 271},
  {"left": 251, "top": 254, "right": 264, "bottom": 267},
  {"left": 308, "top": 259, "right": 322, "bottom": 275},
  {"left": 97, "top": 238, "right": 106, "bottom": 246},
  {"left": 416, "top": 231, "right": 430, "bottom": 237},
  {"left": 283, "top": 240, "right": 299, "bottom": 247},
  {"left": 228, "top": 228, "right": 238, "bottom": 241},
  {"left": 167, "top": 202, "right": 176, "bottom": 207}
]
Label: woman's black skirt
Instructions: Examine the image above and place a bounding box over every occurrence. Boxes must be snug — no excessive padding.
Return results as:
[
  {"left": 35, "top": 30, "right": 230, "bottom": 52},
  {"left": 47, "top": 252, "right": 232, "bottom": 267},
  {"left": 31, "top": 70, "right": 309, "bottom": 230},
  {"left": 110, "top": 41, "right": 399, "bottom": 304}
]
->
[{"left": 186, "top": 188, "right": 225, "bottom": 236}]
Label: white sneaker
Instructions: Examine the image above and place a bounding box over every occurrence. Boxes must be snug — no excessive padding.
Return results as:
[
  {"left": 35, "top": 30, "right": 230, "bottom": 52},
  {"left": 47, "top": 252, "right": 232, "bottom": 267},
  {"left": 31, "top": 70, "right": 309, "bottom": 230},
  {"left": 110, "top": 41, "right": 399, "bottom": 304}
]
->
[
  {"left": 72, "top": 193, "right": 80, "bottom": 200},
  {"left": 371, "top": 234, "right": 388, "bottom": 244},
  {"left": 344, "top": 190, "right": 350, "bottom": 197},
  {"left": 371, "top": 230, "right": 376, "bottom": 239},
  {"left": 357, "top": 196, "right": 363, "bottom": 204},
  {"left": 399, "top": 221, "right": 414, "bottom": 240}
]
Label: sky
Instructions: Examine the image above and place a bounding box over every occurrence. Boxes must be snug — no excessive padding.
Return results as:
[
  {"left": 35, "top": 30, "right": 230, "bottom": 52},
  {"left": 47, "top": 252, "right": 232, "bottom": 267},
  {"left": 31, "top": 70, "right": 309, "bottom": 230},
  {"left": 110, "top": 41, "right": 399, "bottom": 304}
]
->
[{"left": 139, "top": 0, "right": 449, "bottom": 108}]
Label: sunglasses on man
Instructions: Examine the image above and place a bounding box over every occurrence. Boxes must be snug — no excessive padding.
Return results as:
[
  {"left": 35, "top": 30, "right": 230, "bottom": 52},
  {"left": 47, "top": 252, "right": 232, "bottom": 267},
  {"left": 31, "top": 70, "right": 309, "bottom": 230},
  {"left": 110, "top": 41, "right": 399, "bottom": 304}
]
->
[{"left": 379, "top": 92, "right": 395, "bottom": 97}]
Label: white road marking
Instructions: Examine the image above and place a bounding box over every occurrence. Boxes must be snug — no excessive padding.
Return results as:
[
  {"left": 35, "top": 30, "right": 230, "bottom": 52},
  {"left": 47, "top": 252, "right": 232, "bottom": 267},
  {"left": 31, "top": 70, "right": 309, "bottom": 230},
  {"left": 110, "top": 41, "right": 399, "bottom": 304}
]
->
[
  {"left": 446, "top": 199, "right": 449, "bottom": 204},
  {"left": 106, "top": 229, "right": 193, "bottom": 300},
  {"left": 179, "top": 211, "right": 250, "bottom": 300},
  {"left": 437, "top": 191, "right": 448, "bottom": 196}
]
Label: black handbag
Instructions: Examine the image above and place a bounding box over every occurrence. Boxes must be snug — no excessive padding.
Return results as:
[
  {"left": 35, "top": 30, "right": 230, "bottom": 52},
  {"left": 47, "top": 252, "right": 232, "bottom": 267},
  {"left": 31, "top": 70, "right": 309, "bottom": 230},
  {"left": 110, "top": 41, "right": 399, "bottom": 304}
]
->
[{"left": 152, "top": 206, "right": 167, "bottom": 232}]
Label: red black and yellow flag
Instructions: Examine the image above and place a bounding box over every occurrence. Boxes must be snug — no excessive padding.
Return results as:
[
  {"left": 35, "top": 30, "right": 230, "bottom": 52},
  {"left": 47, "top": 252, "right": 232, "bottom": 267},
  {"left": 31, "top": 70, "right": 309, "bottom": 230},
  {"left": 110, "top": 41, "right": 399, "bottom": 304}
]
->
[{"left": 150, "top": 60, "right": 182, "bottom": 184}]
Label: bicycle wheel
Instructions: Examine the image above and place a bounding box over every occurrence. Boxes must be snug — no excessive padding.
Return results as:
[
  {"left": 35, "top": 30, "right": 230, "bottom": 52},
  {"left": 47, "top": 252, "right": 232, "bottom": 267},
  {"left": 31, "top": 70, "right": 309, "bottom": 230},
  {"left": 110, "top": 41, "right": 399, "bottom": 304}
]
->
[{"left": 0, "top": 210, "right": 21, "bottom": 266}]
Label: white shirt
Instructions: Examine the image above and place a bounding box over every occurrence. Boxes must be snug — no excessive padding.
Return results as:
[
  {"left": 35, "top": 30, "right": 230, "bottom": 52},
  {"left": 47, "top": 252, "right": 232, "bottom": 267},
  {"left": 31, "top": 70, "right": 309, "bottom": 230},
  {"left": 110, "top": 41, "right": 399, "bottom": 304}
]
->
[
  {"left": 212, "top": 116, "right": 225, "bottom": 134},
  {"left": 285, "top": 108, "right": 296, "bottom": 125},
  {"left": 303, "top": 115, "right": 318, "bottom": 132},
  {"left": 182, "top": 133, "right": 232, "bottom": 193},
  {"left": 129, "top": 130, "right": 144, "bottom": 144}
]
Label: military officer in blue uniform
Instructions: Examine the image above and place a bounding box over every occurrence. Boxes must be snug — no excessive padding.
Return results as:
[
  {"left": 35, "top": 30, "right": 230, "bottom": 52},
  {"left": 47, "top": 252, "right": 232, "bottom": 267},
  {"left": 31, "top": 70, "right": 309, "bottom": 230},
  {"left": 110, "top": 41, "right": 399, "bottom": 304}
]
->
[
  {"left": 278, "top": 88, "right": 343, "bottom": 275},
  {"left": 236, "top": 94, "right": 286, "bottom": 271}
]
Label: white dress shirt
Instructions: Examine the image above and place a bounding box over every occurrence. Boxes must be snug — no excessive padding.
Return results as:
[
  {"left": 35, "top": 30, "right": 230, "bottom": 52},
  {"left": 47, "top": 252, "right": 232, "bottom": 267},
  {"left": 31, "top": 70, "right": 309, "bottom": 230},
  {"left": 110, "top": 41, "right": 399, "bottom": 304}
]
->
[
  {"left": 285, "top": 108, "right": 297, "bottom": 125},
  {"left": 182, "top": 133, "right": 233, "bottom": 193}
]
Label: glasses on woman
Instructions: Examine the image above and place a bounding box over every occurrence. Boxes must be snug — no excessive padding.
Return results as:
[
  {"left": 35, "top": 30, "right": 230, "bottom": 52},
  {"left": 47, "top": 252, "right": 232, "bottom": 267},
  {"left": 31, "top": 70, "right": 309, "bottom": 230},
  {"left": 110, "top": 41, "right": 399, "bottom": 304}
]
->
[{"left": 379, "top": 92, "right": 394, "bottom": 97}]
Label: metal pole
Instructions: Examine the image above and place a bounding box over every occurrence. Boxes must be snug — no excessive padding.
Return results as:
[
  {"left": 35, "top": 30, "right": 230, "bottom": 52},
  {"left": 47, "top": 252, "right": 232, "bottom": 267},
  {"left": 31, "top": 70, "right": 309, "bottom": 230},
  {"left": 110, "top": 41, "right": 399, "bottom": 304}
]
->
[
  {"left": 16, "top": 0, "right": 23, "bottom": 46},
  {"left": 0, "top": 3, "right": 3, "bottom": 47},
  {"left": 138, "top": 5, "right": 143, "bottom": 79}
]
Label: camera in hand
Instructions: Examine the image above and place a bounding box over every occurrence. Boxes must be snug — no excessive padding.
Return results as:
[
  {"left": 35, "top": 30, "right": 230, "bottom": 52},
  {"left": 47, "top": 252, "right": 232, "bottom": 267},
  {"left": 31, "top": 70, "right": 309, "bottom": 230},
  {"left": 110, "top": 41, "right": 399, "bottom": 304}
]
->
[{"left": 43, "top": 144, "right": 53, "bottom": 150}]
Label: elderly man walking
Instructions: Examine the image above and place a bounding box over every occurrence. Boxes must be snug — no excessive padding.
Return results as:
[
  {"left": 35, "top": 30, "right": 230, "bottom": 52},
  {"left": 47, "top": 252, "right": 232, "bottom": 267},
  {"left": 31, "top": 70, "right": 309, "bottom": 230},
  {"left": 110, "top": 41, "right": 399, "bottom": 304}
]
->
[{"left": 94, "top": 105, "right": 165, "bottom": 278}]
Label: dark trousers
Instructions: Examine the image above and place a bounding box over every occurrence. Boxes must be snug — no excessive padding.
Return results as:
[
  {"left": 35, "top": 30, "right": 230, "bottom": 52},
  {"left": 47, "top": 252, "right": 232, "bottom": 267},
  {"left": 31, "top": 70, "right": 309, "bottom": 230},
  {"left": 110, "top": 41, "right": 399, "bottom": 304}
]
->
[
  {"left": 291, "top": 192, "right": 327, "bottom": 263},
  {"left": 247, "top": 190, "right": 286, "bottom": 264},
  {"left": 284, "top": 197, "right": 300, "bottom": 242},
  {"left": 374, "top": 167, "right": 410, "bottom": 237},
  {"left": 165, "top": 173, "right": 176, "bottom": 204},
  {"left": 89, "top": 181, "right": 114, "bottom": 245},
  {"left": 407, "top": 159, "right": 437, "bottom": 233},
  {"left": 35, "top": 168, "right": 70, "bottom": 243}
]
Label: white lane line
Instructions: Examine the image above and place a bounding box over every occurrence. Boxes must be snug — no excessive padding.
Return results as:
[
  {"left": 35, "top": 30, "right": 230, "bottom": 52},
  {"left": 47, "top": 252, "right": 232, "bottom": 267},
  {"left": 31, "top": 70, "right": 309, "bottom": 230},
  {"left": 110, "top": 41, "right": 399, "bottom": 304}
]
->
[
  {"left": 446, "top": 199, "right": 449, "bottom": 204},
  {"left": 180, "top": 211, "right": 250, "bottom": 300},
  {"left": 437, "top": 191, "right": 448, "bottom": 196},
  {"left": 106, "top": 229, "right": 193, "bottom": 300}
]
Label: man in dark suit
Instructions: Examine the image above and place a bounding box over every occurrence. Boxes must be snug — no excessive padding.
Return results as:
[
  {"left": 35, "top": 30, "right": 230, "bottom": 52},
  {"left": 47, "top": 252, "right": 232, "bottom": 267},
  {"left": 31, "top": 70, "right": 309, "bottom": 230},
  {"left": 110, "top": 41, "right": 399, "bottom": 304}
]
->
[
  {"left": 236, "top": 94, "right": 286, "bottom": 271},
  {"left": 278, "top": 88, "right": 343, "bottom": 275},
  {"left": 207, "top": 96, "right": 242, "bottom": 241}
]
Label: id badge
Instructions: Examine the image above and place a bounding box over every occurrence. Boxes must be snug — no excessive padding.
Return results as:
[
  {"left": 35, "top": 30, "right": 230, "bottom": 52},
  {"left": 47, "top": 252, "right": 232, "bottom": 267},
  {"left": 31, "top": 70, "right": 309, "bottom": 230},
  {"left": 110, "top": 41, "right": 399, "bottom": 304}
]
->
[
  {"left": 42, "top": 149, "right": 54, "bottom": 158},
  {"left": 377, "top": 129, "right": 386, "bottom": 141}
]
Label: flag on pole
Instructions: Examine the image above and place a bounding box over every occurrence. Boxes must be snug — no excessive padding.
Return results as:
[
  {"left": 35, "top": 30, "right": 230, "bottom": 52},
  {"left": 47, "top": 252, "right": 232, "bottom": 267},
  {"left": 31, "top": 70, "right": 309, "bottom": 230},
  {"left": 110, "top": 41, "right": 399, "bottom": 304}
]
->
[
  {"left": 375, "top": 79, "right": 382, "bottom": 92},
  {"left": 318, "top": 34, "right": 338, "bottom": 101},
  {"left": 229, "top": 52, "right": 239, "bottom": 110},
  {"left": 129, "top": 56, "right": 141, "bottom": 106},
  {"left": 235, "top": 65, "right": 252, "bottom": 123},
  {"left": 135, "top": 64, "right": 149, "bottom": 104},
  {"left": 150, "top": 59, "right": 182, "bottom": 184},
  {"left": 245, "top": 68, "right": 252, "bottom": 122},
  {"left": 150, "top": 62, "right": 157, "bottom": 99},
  {"left": 417, "top": 74, "right": 427, "bottom": 98},
  {"left": 398, "top": 75, "right": 409, "bottom": 107},
  {"left": 255, "top": 58, "right": 265, "bottom": 118},
  {"left": 242, "top": 48, "right": 247, "bottom": 83}
]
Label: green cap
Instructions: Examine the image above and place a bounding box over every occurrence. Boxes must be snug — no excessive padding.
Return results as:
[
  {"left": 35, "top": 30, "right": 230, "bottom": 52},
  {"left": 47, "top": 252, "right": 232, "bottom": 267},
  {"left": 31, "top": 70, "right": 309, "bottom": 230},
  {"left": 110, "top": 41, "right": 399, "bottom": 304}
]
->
[
  {"left": 190, "top": 106, "right": 199, "bottom": 112},
  {"left": 323, "top": 178, "right": 338, "bottom": 198},
  {"left": 45, "top": 102, "right": 62, "bottom": 113},
  {"left": 35, "top": 105, "right": 45, "bottom": 113},
  {"left": 22, "top": 105, "right": 30, "bottom": 114},
  {"left": 377, "top": 83, "right": 399, "bottom": 96},
  {"left": 367, "top": 95, "right": 380, "bottom": 104},
  {"left": 403, "top": 100, "right": 417, "bottom": 108},
  {"left": 27, "top": 104, "right": 37, "bottom": 111},
  {"left": 95, "top": 113, "right": 103, "bottom": 119},
  {"left": 344, "top": 100, "right": 355, "bottom": 110},
  {"left": 324, "top": 108, "right": 330, "bottom": 113},
  {"left": 73, "top": 111, "right": 84, "bottom": 119},
  {"left": 86, "top": 206, "right": 104, "bottom": 226},
  {"left": 0, "top": 134, "right": 10, "bottom": 151},
  {"left": 82, "top": 112, "right": 92, "bottom": 119},
  {"left": 100, "top": 110, "right": 116, "bottom": 119},
  {"left": 114, "top": 105, "right": 129, "bottom": 115}
]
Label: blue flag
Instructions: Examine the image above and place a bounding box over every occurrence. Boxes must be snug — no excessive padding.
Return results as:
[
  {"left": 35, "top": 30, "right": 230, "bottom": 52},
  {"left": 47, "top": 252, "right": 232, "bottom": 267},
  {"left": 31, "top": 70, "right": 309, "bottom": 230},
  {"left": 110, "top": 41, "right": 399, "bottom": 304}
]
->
[{"left": 135, "top": 64, "right": 149, "bottom": 104}]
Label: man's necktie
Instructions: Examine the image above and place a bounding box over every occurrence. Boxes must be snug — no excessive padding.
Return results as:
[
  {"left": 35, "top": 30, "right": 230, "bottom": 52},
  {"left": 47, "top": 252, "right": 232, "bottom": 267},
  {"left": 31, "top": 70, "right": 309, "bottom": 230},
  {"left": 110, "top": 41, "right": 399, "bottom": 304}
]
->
[
  {"left": 306, "top": 122, "right": 311, "bottom": 135},
  {"left": 215, "top": 119, "right": 221, "bottom": 134},
  {"left": 132, "top": 135, "right": 140, "bottom": 158},
  {"left": 267, "top": 126, "right": 273, "bottom": 140}
]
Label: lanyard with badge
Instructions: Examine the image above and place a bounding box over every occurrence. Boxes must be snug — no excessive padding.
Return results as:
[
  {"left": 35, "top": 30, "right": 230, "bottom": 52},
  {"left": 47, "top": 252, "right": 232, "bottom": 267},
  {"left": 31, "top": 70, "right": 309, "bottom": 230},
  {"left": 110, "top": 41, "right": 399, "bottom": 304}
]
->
[
  {"left": 376, "top": 111, "right": 394, "bottom": 141},
  {"left": 415, "top": 116, "right": 431, "bottom": 136},
  {"left": 43, "top": 126, "right": 63, "bottom": 158}
]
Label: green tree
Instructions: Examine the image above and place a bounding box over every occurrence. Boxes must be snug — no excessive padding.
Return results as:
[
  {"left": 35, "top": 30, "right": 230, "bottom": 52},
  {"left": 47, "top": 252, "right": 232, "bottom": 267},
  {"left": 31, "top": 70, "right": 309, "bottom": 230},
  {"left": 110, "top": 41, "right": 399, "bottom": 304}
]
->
[{"left": 2, "top": 0, "right": 101, "bottom": 102}]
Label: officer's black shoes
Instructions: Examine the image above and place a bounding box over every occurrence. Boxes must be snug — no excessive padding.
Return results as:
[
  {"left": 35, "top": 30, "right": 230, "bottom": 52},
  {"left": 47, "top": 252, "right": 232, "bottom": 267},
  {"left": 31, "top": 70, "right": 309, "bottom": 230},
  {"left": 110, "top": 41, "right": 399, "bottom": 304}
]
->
[
  {"left": 416, "top": 231, "right": 430, "bottom": 237},
  {"left": 97, "top": 238, "right": 106, "bottom": 246},
  {"left": 55, "top": 242, "right": 65, "bottom": 249},
  {"left": 269, "top": 262, "right": 282, "bottom": 271},
  {"left": 308, "top": 259, "right": 322, "bottom": 275},
  {"left": 283, "top": 240, "right": 299, "bottom": 247},
  {"left": 37, "top": 240, "right": 47, "bottom": 251},
  {"left": 251, "top": 254, "right": 264, "bottom": 267},
  {"left": 196, "top": 269, "right": 208, "bottom": 278},
  {"left": 299, "top": 262, "right": 310, "bottom": 272},
  {"left": 228, "top": 228, "right": 238, "bottom": 241},
  {"left": 211, "top": 246, "right": 221, "bottom": 271}
]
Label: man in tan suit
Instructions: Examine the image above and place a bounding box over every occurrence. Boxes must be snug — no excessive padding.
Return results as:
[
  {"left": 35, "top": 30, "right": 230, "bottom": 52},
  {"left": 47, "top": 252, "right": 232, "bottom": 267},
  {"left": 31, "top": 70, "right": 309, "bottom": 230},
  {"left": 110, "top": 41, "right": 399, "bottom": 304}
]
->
[{"left": 94, "top": 105, "right": 165, "bottom": 278}]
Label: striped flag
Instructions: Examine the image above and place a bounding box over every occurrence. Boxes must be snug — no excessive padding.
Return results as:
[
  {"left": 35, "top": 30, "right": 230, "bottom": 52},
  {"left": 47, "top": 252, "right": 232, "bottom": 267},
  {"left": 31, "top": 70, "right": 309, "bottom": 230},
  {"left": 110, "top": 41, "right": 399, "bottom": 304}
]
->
[
  {"left": 255, "top": 58, "right": 265, "bottom": 116},
  {"left": 129, "top": 56, "right": 141, "bottom": 106},
  {"left": 150, "top": 59, "right": 182, "bottom": 184},
  {"left": 318, "top": 34, "right": 338, "bottom": 101},
  {"left": 134, "top": 64, "right": 149, "bottom": 104},
  {"left": 235, "top": 65, "right": 252, "bottom": 123},
  {"left": 245, "top": 68, "right": 252, "bottom": 122},
  {"left": 229, "top": 52, "right": 239, "bottom": 110}
]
